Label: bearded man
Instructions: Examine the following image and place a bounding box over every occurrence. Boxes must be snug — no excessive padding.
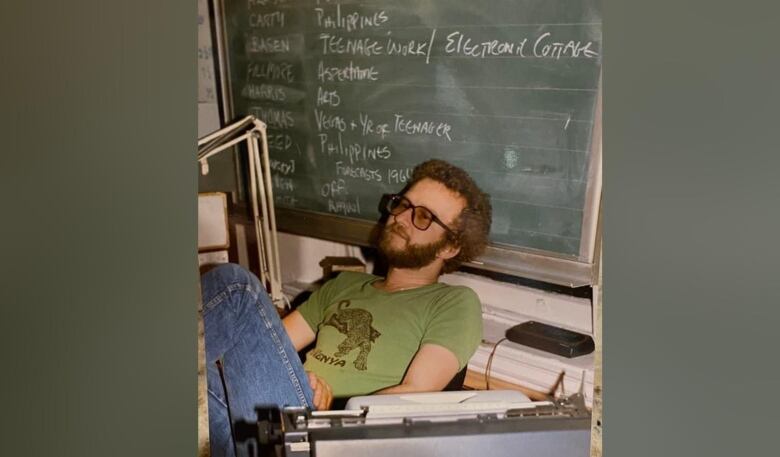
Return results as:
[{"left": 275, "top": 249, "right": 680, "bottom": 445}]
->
[{"left": 202, "top": 159, "right": 492, "bottom": 457}]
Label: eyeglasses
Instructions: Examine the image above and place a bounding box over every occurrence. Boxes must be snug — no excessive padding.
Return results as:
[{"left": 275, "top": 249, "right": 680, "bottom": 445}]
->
[{"left": 385, "top": 194, "right": 456, "bottom": 235}]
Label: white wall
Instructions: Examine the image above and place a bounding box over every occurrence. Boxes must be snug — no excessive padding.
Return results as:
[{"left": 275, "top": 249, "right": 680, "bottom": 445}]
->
[{"left": 277, "top": 232, "right": 368, "bottom": 285}]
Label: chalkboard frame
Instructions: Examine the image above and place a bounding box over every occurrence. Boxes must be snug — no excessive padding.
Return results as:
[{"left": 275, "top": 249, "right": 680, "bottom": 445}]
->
[{"left": 211, "top": 0, "right": 602, "bottom": 287}]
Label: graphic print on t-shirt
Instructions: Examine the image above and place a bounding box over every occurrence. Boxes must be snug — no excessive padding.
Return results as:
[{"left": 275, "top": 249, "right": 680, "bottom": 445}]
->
[{"left": 323, "top": 300, "right": 381, "bottom": 371}]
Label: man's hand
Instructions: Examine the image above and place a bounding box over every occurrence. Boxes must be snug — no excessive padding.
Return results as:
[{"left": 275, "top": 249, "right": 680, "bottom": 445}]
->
[{"left": 307, "top": 371, "right": 333, "bottom": 410}]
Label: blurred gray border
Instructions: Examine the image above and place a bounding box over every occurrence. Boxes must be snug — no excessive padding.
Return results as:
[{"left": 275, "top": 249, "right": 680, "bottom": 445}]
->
[
  {"left": 605, "top": 0, "right": 780, "bottom": 455},
  {"left": 2, "top": 1, "right": 779, "bottom": 456},
  {"left": 1, "top": 1, "right": 197, "bottom": 455}
]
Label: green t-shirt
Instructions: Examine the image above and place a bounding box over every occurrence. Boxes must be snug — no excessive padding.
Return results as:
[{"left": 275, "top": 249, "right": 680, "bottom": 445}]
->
[{"left": 297, "top": 271, "right": 483, "bottom": 397}]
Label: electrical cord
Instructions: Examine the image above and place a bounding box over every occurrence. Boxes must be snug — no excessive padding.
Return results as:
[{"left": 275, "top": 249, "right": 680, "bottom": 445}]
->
[{"left": 484, "top": 337, "right": 507, "bottom": 390}]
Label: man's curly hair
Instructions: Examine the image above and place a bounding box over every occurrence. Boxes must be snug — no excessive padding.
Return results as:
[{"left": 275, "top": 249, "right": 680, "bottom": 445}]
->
[{"left": 408, "top": 159, "right": 492, "bottom": 273}]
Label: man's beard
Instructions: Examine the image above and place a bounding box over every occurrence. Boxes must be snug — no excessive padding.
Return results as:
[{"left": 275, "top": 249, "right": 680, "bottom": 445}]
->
[{"left": 378, "top": 223, "right": 449, "bottom": 269}]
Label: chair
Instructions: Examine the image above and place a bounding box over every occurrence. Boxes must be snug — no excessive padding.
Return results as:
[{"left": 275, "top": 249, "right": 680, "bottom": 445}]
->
[{"left": 444, "top": 366, "right": 468, "bottom": 391}]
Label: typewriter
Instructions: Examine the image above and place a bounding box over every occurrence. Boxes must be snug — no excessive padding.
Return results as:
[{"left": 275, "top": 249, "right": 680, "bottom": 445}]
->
[{"left": 234, "top": 388, "right": 592, "bottom": 457}]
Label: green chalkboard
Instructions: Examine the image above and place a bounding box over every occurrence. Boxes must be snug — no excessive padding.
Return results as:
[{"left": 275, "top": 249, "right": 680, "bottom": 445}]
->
[{"left": 215, "top": 0, "right": 602, "bottom": 283}]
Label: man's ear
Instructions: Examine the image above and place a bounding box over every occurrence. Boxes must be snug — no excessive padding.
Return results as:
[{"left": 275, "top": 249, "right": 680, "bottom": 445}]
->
[{"left": 436, "top": 242, "right": 461, "bottom": 260}]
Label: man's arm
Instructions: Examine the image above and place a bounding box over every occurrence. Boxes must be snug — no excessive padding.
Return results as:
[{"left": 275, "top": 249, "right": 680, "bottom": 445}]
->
[
  {"left": 283, "top": 311, "right": 335, "bottom": 409},
  {"left": 282, "top": 310, "right": 316, "bottom": 352},
  {"left": 374, "top": 343, "right": 460, "bottom": 394}
]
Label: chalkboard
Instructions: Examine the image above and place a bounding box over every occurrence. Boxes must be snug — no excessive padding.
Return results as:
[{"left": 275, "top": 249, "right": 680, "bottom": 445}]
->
[{"left": 214, "top": 0, "right": 602, "bottom": 285}]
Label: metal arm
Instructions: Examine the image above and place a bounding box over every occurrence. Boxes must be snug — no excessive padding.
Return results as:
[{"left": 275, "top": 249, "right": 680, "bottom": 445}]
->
[{"left": 197, "top": 115, "right": 286, "bottom": 308}]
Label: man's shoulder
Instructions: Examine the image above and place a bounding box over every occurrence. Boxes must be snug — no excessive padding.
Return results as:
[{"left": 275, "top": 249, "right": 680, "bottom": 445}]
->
[
  {"left": 423, "top": 283, "right": 481, "bottom": 309},
  {"left": 436, "top": 282, "right": 479, "bottom": 297}
]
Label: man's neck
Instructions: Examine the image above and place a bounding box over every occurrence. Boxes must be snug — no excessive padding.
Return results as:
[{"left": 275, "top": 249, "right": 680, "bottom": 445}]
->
[{"left": 375, "top": 262, "right": 442, "bottom": 292}]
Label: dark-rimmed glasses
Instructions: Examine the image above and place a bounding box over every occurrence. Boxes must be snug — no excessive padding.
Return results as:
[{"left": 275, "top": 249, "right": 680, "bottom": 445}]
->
[{"left": 385, "top": 194, "right": 456, "bottom": 235}]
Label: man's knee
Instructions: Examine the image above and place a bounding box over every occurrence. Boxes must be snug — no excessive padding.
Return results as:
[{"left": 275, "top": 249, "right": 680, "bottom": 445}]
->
[
  {"left": 201, "top": 263, "right": 266, "bottom": 312},
  {"left": 204, "top": 263, "right": 255, "bottom": 284}
]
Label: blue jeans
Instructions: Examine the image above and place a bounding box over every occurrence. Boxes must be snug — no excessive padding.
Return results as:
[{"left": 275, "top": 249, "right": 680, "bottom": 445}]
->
[{"left": 202, "top": 263, "right": 314, "bottom": 457}]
